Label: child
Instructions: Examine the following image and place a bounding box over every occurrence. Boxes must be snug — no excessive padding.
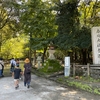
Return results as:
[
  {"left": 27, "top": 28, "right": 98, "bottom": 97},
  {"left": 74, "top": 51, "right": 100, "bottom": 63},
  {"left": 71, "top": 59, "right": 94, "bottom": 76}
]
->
[
  {"left": 12, "top": 66, "right": 23, "bottom": 89},
  {"left": 16, "top": 59, "right": 20, "bottom": 67}
]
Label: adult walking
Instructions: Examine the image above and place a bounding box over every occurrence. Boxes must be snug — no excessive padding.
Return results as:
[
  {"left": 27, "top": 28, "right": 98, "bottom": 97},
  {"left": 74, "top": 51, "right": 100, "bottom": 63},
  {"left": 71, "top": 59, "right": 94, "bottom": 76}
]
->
[
  {"left": 0, "top": 58, "right": 4, "bottom": 77},
  {"left": 23, "top": 58, "right": 32, "bottom": 88},
  {"left": 10, "top": 58, "right": 16, "bottom": 73}
]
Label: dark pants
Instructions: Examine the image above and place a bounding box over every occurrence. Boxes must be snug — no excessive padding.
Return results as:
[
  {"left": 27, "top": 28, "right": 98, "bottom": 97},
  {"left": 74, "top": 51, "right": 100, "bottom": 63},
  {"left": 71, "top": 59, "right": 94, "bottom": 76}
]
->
[
  {"left": 0, "top": 70, "right": 2, "bottom": 76},
  {"left": 24, "top": 81, "right": 30, "bottom": 86},
  {"left": 1, "top": 66, "right": 4, "bottom": 75}
]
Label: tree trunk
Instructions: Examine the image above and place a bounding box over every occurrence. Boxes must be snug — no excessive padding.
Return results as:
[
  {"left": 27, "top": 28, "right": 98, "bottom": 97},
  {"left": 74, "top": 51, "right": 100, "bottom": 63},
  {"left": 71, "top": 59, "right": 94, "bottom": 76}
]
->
[
  {"left": 75, "top": 49, "right": 77, "bottom": 61},
  {"left": 81, "top": 49, "right": 87, "bottom": 64},
  {"left": 42, "top": 47, "right": 47, "bottom": 63}
]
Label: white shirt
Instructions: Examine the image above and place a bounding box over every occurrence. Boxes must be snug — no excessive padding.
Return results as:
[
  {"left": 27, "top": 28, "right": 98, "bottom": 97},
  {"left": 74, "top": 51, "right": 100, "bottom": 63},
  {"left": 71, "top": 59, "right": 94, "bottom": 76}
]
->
[{"left": 10, "top": 59, "right": 16, "bottom": 66}]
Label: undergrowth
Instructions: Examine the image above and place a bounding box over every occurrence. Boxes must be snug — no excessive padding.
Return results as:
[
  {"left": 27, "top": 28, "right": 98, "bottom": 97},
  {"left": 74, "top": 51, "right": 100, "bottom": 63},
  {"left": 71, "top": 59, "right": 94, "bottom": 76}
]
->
[{"left": 57, "top": 77, "right": 100, "bottom": 95}]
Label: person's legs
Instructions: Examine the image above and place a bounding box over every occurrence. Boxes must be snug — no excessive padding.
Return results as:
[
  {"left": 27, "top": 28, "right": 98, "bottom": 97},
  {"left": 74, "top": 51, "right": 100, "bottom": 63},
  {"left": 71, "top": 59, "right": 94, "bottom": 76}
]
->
[
  {"left": 24, "top": 81, "right": 26, "bottom": 86},
  {"left": 24, "top": 75, "right": 27, "bottom": 86},
  {"left": 1, "top": 67, "right": 4, "bottom": 77},
  {"left": 16, "top": 79, "right": 19, "bottom": 87},
  {"left": 14, "top": 79, "right": 17, "bottom": 89},
  {"left": 27, "top": 81, "right": 30, "bottom": 88},
  {"left": 12, "top": 67, "right": 14, "bottom": 73},
  {"left": 14, "top": 79, "right": 19, "bottom": 89},
  {"left": 10, "top": 66, "right": 12, "bottom": 73},
  {"left": 0, "top": 70, "right": 2, "bottom": 77}
]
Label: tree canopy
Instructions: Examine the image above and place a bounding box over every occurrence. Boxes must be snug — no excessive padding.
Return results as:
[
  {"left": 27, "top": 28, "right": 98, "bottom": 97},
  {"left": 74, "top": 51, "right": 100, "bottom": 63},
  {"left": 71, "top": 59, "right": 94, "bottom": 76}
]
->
[{"left": 0, "top": 0, "right": 100, "bottom": 64}]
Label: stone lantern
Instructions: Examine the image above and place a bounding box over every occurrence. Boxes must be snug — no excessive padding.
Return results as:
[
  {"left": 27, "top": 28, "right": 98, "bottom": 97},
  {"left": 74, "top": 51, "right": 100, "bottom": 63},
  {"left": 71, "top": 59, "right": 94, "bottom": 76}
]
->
[
  {"left": 37, "top": 53, "right": 42, "bottom": 69},
  {"left": 48, "top": 42, "right": 55, "bottom": 60}
]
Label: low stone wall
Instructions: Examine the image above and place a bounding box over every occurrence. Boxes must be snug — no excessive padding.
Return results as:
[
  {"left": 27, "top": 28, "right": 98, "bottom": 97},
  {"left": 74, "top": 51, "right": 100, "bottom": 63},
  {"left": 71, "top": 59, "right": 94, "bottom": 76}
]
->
[
  {"left": 90, "top": 66, "right": 100, "bottom": 79},
  {"left": 72, "top": 63, "right": 90, "bottom": 77},
  {"left": 72, "top": 63, "right": 100, "bottom": 79}
]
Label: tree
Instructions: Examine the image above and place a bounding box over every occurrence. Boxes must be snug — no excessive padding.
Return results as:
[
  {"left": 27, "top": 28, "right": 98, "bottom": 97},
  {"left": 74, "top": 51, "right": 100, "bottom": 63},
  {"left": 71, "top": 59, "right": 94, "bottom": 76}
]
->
[
  {"left": 76, "top": 0, "right": 100, "bottom": 64},
  {"left": 1, "top": 34, "right": 28, "bottom": 59},
  {"left": 19, "top": 0, "right": 57, "bottom": 62},
  {"left": 78, "top": 0, "right": 100, "bottom": 27},
  {"left": 52, "top": 0, "right": 94, "bottom": 64},
  {"left": 54, "top": 0, "right": 80, "bottom": 49},
  {"left": 0, "top": 0, "right": 21, "bottom": 55}
]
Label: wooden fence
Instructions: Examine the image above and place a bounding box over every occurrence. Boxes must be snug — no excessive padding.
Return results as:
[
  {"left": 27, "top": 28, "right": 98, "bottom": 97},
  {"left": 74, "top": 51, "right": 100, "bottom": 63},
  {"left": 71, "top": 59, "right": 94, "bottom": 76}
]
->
[
  {"left": 72, "top": 63, "right": 90, "bottom": 76},
  {"left": 72, "top": 63, "right": 100, "bottom": 78}
]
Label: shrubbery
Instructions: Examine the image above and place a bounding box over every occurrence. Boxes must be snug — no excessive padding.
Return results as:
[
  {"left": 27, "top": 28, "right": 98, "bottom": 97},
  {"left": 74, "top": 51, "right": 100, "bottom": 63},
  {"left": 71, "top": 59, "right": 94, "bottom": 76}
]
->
[{"left": 39, "top": 59, "right": 63, "bottom": 74}]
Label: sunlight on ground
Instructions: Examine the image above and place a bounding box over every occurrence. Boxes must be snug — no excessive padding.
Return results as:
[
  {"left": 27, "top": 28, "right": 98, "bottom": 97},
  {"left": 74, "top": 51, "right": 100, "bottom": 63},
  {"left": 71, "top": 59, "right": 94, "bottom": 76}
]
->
[
  {"left": 56, "top": 87, "right": 66, "bottom": 90},
  {"left": 3, "top": 84, "right": 11, "bottom": 89},
  {"left": 61, "top": 91, "right": 90, "bottom": 100},
  {"left": 61, "top": 90, "right": 77, "bottom": 96}
]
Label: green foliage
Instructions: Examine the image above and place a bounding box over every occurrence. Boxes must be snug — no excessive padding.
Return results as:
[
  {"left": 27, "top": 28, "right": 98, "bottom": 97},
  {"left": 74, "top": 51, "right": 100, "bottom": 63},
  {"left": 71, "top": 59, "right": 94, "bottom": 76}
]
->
[
  {"left": 39, "top": 59, "right": 63, "bottom": 73},
  {"left": 53, "top": 0, "right": 80, "bottom": 50},
  {"left": 94, "top": 88, "right": 100, "bottom": 95},
  {"left": 67, "top": 81, "right": 92, "bottom": 92},
  {"left": 54, "top": 50, "right": 65, "bottom": 60},
  {"left": 53, "top": 0, "right": 100, "bottom": 51},
  {"left": 78, "top": 1, "right": 100, "bottom": 26},
  {"left": 57, "top": 77, "right": 100, "bottom": 95},
  {"left": 20, "top": 0, "right": 57, "bottom": 51},
  {"left": 80, "top": 76, "right": 100, "bottom": 82},
  {"left": 1, "top": 34, "right": 28, "bottom": 59},
  {"left": 75, "top": 26, "right": 91, "bottom": 48}
]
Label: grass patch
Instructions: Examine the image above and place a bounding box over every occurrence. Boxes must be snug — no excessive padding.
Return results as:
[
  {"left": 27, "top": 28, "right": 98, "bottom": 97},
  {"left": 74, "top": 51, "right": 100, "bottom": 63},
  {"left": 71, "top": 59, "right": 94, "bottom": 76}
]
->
[{"left": 57, "top": 76, "right": 100, "bottom": 95}]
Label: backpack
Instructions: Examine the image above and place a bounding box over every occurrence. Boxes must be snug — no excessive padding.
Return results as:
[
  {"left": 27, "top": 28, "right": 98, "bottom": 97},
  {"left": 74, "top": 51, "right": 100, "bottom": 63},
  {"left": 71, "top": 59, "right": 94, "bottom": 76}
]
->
[
  {"left": 11, "top": 63, "right": 15, "bottom": 68},
  {"left": 26, "top": 66, "right": 31, "bottom": 74}
]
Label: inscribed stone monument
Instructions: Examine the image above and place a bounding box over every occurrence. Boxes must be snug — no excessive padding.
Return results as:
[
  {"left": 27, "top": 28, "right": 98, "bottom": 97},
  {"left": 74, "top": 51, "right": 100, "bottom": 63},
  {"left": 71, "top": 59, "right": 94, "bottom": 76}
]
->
[{"left": 91, "top": 27, "right": 100, "bottom": 64}]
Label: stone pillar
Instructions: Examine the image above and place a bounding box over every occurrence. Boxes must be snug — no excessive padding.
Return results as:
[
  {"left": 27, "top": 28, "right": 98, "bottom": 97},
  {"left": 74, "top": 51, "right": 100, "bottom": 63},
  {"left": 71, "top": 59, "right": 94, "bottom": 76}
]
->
[{"left": 91, "top": 27, "right": 100, "bottom": 64}]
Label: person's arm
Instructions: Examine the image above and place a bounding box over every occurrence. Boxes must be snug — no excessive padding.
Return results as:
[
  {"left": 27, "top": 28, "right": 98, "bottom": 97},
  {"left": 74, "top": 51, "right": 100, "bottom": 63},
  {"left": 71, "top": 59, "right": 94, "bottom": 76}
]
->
[
  {"left": 20, "top": 69, "right": 23, "bottom": 75},
  {"left": 23, "top": 64, "right": 25, "bottom": 74},
  {"left": 2, "top": 61, "right": 4, "bottom": 66},
  {"left": 23, "top": 67, "right": 25, "bottom": 75},
  {"left": 20, "top": 71, "right": 23, "bottom": 75},
  {"left": 1, "top": 61, "right": 4, "bottom": 68}
]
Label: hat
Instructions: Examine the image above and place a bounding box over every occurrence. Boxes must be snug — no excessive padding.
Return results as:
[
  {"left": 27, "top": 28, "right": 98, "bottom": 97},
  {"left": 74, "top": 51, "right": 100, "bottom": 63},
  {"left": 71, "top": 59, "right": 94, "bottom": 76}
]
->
[{"left": 24, "top": 58, "right": 30, "bottom": 63}]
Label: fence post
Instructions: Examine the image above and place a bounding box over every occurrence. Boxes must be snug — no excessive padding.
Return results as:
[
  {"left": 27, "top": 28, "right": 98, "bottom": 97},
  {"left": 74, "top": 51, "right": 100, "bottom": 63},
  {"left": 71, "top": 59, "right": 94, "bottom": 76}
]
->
[
  {"left": 73, "top": 63, "right": 75, "bottom": 77},
  {"left": 87, "top": 63, "right": 90, "bottom": 76}
]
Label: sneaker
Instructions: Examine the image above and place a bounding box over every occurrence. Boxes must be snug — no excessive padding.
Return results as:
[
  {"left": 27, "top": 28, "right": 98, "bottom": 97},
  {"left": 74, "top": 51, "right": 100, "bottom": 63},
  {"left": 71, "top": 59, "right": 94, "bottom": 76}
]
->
[
  {"left": 17, "top": 84, "right": 19, "bottom": 88},
  {"left": 15, "top": 87, "right": 17, "bottom": 90},
  {"left": 27, "top": 85, "right": 30, "bottom": 88},
  {"left": 2, "top": 75, "right": 4, "bottom": 77}
]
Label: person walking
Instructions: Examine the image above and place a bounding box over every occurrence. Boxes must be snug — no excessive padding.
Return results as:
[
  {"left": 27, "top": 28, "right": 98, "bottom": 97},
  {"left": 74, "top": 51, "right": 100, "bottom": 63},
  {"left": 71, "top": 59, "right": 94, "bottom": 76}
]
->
[
  {"left": 12, "top": 66, "right": 23, "bottom": 89},
  {"left": 10, "top": 58, "right": 16, "bottom": 73},
  {"left": 23, "top": 58, "right": 32, "bottom": 88},
  {"left": 0, "top": 58, "right": 4, "bottom": 77}
]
